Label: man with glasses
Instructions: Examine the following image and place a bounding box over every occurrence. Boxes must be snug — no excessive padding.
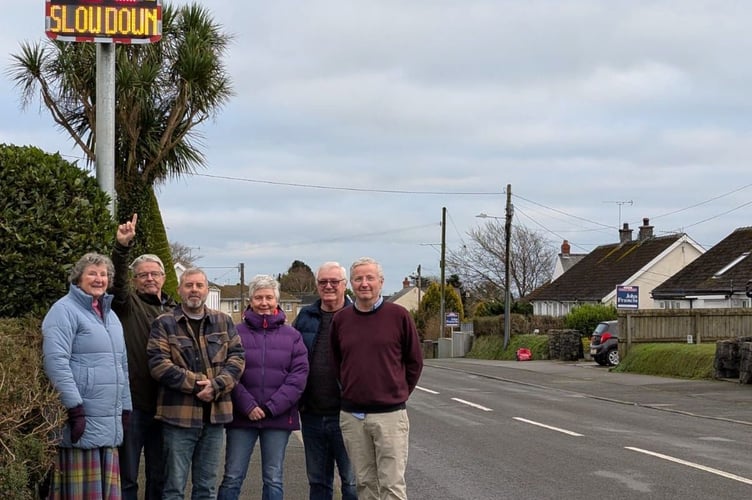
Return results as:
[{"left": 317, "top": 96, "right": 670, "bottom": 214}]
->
[
  {"left": 112, "top": 213, "right": 177, "bottom": 500},
  {"left": 330, "top": 257, "right": 423, "bottom": 500},
  {"left": 293, "top": 262, "right": 357, "bottom": 500}
]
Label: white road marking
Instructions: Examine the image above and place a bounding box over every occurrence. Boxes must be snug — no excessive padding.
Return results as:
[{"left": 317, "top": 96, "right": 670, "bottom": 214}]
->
[
  {"left": 625, "top": 447, "right": 752, "bottom": 485},
  {"left": 416, "top": 386, "right": 439, "bottom": 394},
  {"left": 451, "top": 397, "right": 493, "bottom": 411},
  {"left": 513, "top": 417, "right": 584, "bottom": 436}
]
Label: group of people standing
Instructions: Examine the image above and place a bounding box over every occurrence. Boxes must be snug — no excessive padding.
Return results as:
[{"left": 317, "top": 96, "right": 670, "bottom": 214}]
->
[{"left": 41, "top": 213, "right": 424, "bottom": 500}]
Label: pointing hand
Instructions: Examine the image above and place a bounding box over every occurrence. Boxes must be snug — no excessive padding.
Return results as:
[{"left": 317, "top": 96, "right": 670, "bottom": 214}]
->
[{"left": 116, "top": 213, "right": 138, "bottom": 246}]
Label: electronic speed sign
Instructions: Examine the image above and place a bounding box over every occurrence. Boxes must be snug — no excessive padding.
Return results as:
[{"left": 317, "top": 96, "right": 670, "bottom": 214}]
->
[{"left": 45, "top": 0, "right": 162, "bottom": 44}]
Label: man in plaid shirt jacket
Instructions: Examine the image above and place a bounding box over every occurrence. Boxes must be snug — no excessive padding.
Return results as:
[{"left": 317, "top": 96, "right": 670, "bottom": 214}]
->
[{"left": 148, "top": 268, "right": 245, "bottom": 500}]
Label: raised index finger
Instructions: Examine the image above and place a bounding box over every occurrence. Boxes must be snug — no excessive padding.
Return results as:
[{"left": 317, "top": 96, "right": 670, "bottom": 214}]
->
[{"left": 131, "top": 213, "right": 138, "bottom": 227}]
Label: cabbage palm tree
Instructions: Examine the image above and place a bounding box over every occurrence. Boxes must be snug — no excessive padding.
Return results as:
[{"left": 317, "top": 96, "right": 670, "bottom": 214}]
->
[{"left": 8, "top": 3, "right": 233, "bottom": 293}]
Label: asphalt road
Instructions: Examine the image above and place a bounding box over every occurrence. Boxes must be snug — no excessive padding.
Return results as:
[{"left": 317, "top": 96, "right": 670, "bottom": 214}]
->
[
  {"left": 151, "top": 359, "right": 752, "bottom": 498},
  {"left": 407, "top": 359, "right": 752, "bottom": 499}
]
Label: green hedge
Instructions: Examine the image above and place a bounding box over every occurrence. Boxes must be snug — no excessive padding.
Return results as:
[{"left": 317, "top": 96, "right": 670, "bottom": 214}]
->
[
  {"left": 0, "top": 144, "right": 115, "bottom": 318},
  {"left": 466, "top": 333, "right": 550, "bottom": 360},
  {"left": 0, "top": 316, "right": 64, "bottom": 499},
  {"left": 611, "top": 343, "right": 715, "bottom": 379}
]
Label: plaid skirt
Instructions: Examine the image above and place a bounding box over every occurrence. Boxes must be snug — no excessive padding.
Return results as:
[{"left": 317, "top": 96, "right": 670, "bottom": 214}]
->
[{"left": 47, "top": 447, "right": 121, "bottom": 500}]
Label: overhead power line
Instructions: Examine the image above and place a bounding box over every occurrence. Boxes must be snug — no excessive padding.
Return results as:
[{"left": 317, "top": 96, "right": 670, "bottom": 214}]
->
[{"left": 196, "top": 173, "right": 500, "bottom": 196}]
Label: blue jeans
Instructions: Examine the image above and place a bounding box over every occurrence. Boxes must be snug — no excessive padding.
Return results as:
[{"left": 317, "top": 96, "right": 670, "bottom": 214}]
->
[
  {"left": 217, "top": 427, "right": 291, "bottom": 500},
  {"left": 301, "top": 413, "right": 357, "bottom": 500},
  {"left": 120, "top": 408, "right": 164, "bottom": 500},
  {"left": 161, "top": 422, "right": 223, "bottom": 500}
]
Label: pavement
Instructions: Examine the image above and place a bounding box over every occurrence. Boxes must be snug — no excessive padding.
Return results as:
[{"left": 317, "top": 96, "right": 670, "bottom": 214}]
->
[{"left": 424, "top": 358, "right": 752, "bottom": 426}]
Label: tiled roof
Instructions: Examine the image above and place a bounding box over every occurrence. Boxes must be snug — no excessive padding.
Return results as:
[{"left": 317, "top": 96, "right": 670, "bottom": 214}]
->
[
  {"left": 559, "top": 253, "right": 586, "bottom": 273},
  {"left": 526, "top": 234, "right": 684, "bottom": 302},
  {"left": 652, "top": 227, "right": 752, "bottom": 297},
  {"left": 387, "top": 286, "right": 416, "bottom": 302},
  {"left": 216, "top": 283, "right": 302, "bottom": 302},
  {"left": 217, "top": 283, "right": 243, "bottom": 299}
]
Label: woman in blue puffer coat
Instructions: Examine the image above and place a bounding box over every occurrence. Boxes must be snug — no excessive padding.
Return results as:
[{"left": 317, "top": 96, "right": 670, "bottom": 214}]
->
[
  {"left": 42, "top": 252, "right": 132, "bottom": 499},
  {"left": 218, "top": 274, "right": 309, "bottom": 500}
]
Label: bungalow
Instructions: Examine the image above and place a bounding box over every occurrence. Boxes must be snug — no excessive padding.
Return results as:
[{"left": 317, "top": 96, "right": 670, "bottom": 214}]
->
[
  {"left": 525, "top": 218, "right": 704, "bottom": 316},
  {"left": 386, "top": 277, "right": 423, "bottom": 312},
  {"left": 651, "top": 227, "right": 752, "bottom": 309}
]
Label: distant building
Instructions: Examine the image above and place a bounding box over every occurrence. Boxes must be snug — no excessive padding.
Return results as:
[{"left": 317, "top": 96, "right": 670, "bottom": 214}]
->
[
  {"left": 651, "top": 226, "right": 752, "bottom": 309},
  {"left": 174, "top": 262, "right": 220, "bottom": 310},
  {"left": 386, "top": 277, "right": 422, "bottom": 312},
  {"left": 553, "top": 239, "right": 586, "bottom": 280},
  {"left": 216, "top": 283, "right": 302, "bottom": 323},
  {"left": 524, "top": 218, "right": 704, "bottom": 316}
]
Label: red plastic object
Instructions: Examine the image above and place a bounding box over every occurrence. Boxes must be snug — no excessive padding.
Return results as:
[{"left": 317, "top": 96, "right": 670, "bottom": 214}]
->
[{"left": 516, "top": 348, "right": 532, "bottom": 361}]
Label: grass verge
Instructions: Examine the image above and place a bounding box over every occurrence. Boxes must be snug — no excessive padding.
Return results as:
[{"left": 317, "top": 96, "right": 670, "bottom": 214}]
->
[
  {"left": 465, "top": 335, "right": 717, "bottom": 380},
  {"left": 611, "top": 343, "right": 715, "bottom": 379}
]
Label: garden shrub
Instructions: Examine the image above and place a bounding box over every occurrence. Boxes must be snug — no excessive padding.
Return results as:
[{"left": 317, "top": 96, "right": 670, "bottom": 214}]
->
[
  {"left": 563, "top": 303, "right": 617, "bottom": 337},
  {"left": 0, "top": 316, "right": 64, "bottom": 499},
  {"left": 0, "top": 144, "right": 115, "bottom": 317}
]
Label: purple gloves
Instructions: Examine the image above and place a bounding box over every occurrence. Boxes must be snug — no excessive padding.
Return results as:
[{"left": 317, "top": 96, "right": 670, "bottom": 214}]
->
[{"left": 68, "top": 405, "right": 86, "bottom": 443}]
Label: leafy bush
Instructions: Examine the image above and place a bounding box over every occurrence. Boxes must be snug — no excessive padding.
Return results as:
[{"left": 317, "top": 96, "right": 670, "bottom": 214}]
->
[
  {"left": 0, "top": 316, "right": 65, "bottom": 499},
  {"left": 563, "top": 303, "right": 617, "bottom": 337},
  {"left": 0, "top": 144, "right": 115, "bottom": 317},
  {"left": 472, "top": 314, "right": 564, "bottom": 338}
]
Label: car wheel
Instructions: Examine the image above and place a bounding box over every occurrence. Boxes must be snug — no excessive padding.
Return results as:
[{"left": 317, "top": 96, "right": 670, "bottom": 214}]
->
[{"left": 607, "top": 348, "right": 620, "bottom": 366}]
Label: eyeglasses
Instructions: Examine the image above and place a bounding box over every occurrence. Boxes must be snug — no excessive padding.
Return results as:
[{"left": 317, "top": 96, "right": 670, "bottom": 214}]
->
[
  {"left": 317, "top": 279, "right": 344, "bottom": 287},
  {"left": 135, "top": 271, "right": 165, "bottom": 280},
  {"left": 351, "top": 275, "right": 379, "bottom": 284}
]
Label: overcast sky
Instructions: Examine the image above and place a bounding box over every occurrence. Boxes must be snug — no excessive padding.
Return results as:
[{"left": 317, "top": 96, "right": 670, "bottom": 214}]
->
[{"left": 3, "top": 1, "right": 752, "bottom": 293}]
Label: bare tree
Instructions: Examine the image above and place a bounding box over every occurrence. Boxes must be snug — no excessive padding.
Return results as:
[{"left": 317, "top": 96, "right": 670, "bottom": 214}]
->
[
  {"left": 170, "top": 241, "right": 202, "bottom": 267},
  {"left": 446, "top": 220, "right": 555, "bottom": 302}
]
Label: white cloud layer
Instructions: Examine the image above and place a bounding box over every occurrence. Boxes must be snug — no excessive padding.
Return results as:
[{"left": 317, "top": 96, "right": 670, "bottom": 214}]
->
[{"left": 3, "top": 1, "right": 751, "bottom": 292}]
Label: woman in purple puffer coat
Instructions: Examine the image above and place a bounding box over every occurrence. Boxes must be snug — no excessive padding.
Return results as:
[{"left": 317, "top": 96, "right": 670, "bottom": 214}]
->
[{"left": 217, "top": 274, "right": 309, "bottom": 500}]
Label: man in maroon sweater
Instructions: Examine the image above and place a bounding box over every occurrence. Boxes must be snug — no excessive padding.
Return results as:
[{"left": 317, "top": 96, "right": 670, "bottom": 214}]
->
[{"left": 330, "top": 257, "right": 424, "bottom": 500}]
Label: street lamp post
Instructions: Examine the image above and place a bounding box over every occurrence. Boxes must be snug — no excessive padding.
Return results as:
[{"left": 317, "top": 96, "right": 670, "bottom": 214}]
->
[{"left": 476, "top": 184, "right": 513, "bottom": 349}]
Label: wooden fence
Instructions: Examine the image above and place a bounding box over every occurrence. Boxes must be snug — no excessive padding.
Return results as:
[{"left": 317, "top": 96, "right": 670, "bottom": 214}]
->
[{"left": 619, "top": 308, "right": 752, "bottom": 356}]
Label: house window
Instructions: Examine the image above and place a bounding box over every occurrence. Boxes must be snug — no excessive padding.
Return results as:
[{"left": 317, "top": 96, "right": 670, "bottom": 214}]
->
[
  {"left": 732, "top": 298, "right": 750, "bottom": 308},
  {"left": 233, "top": 300, "right": 239, "bottom": 312},
  {"left": 283, "top": 303, "right": 292, "bottom": 312},
  {"left": 660, "top": 301, "right": 682, "bottom": 309}
]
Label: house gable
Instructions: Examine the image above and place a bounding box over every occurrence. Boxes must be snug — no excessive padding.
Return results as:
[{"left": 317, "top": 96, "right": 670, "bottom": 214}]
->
[{"left": 652, "top": 226, "right": 752, "bottom": 308}]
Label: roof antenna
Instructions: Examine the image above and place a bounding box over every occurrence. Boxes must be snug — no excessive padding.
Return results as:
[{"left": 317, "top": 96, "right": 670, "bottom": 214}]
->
[{"left": 602, "top": 200, "right": 634, "bottom": 228}]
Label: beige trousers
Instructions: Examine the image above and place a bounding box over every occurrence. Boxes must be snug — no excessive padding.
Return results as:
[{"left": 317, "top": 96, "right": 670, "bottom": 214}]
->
[{"left": 340, "top": 409, "right": 410, "bottom": 500}]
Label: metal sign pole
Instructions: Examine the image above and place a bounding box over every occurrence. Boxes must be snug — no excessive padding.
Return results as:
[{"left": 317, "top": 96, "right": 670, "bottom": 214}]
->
[{"left": 96, "top": 43, "right": 116, "bottom": 215}]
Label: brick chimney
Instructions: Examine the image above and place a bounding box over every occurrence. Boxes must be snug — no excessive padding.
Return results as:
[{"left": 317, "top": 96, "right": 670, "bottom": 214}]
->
[
  {"left": 561, "top": 240, "right": 571, "bottom": 255},
  {"left": 638, "top": 217, "right": 654, "bottom": 241},
  {"left": 619, "top": 222, "right": 633, "bottom": 243},
  {"left": 402, "top": 277, "right": 410, "bottom": 289}
]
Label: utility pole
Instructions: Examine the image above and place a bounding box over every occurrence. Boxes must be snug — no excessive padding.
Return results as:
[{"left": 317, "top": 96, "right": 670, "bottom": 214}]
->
[
  {"left": 503, "top": 185, "right": 513, "bottom": 350},
  {"left": 440, "top": 207, "right": 446, "bottom": 339},
  {"left": 416, "top": 264, "right": 422, "bottom": 307},
  {"left": 239, "top": 262, "right": 245, "bottom": 309}
]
